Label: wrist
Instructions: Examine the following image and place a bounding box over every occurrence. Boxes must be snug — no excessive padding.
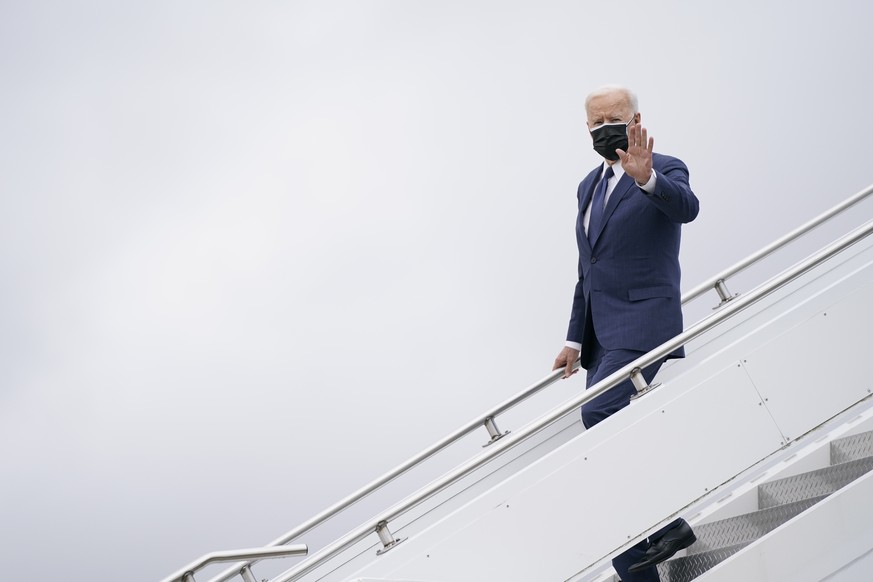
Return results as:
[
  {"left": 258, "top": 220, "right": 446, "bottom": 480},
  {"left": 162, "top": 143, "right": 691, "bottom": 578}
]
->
[{"left": 635, "top": 170, "right": 653, "bottom": 186}]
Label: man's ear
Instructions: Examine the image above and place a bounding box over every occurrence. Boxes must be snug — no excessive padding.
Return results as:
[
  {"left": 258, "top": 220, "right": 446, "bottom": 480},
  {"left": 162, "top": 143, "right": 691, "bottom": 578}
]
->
[{"left": 634, "top": 112, "right": 641, "bottom": 124}]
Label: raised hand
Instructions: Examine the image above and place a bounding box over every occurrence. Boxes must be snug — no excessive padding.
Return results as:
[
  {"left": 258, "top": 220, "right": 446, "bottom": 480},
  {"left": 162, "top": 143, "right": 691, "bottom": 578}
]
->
[{"left": 616, "top": 122, "right": 654, "bottom": 185}]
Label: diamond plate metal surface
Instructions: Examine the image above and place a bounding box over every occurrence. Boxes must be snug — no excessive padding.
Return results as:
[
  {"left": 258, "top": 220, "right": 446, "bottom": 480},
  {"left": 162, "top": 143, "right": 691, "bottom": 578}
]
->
[
  {"left": 657, "top": 543, "right": 748, "bottom": 582},
  {"left": 831, "top": 430, "right": 873, "bottom": 464},
  {"left": 758, "top": 456, "right": 873, "bottom": 509},
  {"left": 592, "top": 434, "right": 873, "bottom": 580},
  {"left": 686, "top": 495, "right": 825, "bottom": 555}
]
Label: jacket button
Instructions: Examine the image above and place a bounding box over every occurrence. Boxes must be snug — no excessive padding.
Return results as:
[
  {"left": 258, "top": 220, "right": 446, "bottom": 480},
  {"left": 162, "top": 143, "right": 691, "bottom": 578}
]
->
[{"left": 590, "top": 257, "right": 597, "bottom": 263}]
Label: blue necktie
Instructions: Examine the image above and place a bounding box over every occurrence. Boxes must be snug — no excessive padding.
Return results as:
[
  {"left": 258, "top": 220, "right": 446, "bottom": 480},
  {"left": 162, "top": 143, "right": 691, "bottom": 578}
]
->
[{"left": 588, "top": 166, "right": 614, "bottom": 243}]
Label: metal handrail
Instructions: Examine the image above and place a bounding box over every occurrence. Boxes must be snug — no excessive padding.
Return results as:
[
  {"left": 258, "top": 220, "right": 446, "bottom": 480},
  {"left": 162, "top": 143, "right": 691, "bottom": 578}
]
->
[
  {"left": 161, "top": 545, "right": 308, "bottom": 582},
  {"left": 201, "top": 182, "right": 873, "bottom": 582},
  {"left": 682, "top": 182, "right": 873, "bottom": 304},
  {"left": 270, "top": 216, "right": 873, "bottom": 582},
  {"left": 206, "top": 369, "right": 568, "bottom": 582}
]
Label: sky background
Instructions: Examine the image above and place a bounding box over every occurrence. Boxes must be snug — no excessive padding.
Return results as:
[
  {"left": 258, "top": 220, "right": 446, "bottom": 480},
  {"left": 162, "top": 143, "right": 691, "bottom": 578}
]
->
[{"left": 2, "top": 1, "right": 873, "bottom": 581}]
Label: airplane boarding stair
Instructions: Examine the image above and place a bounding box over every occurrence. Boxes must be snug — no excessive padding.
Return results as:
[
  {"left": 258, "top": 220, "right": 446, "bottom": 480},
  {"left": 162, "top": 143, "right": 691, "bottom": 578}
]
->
[
  {"left": 163, "top": 183, "right": 873, "bottom": 582},
  {"left": 632, "top": 422, "right": 873, "bottom": 582}
]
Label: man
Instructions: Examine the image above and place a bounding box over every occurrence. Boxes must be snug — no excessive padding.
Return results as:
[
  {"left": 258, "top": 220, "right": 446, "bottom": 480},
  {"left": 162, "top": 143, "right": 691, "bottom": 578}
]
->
[{"left": 552, "top": 86, "right": 699, "bottom": 581}]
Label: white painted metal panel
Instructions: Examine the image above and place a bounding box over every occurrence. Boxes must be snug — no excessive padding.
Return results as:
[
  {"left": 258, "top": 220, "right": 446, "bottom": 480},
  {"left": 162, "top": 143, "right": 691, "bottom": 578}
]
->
[
  {"left": 345, "top": 364, "right": 783, "bottom": 582},
  {"left": 743, "top": 284, "right": 873, "bottom": 442},
  {"left": 821, "top": 548, "right": 873, "bottom": 582}
]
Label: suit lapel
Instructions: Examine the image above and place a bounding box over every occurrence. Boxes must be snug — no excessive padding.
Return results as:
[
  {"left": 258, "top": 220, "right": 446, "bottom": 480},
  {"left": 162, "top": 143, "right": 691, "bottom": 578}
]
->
[{"left": 589, "top": 172, "right": 634, "bottom": 248}]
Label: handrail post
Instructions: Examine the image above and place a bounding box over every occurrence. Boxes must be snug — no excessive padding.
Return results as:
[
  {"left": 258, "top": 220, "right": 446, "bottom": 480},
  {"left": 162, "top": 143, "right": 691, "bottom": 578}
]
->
[
  {"left": 713, "top": 278, "right": 738, "bottom": 308},
  {"left": 629, "top": 367, "right": 660, "bottom": 401},
  {"left": 482, "top": 415, "right": 509, "bottom": 447},
  {"left": 375, "top": 520, "right": 406, "bottom": 555},
  {"left": 239, "top": 565, "right": 257, "bottom": 582},
  {"left": 681, "top": 182, "right": 873, "bottom": 306},
  {"left": 163, "top": 545, "right": 307, "bottom": 582}
]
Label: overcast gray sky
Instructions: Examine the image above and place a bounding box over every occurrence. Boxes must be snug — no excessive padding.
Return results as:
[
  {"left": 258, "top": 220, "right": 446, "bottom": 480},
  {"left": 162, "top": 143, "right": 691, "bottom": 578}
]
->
[{"left": 2, "top": 2, "right": 873, "bottom": 581}]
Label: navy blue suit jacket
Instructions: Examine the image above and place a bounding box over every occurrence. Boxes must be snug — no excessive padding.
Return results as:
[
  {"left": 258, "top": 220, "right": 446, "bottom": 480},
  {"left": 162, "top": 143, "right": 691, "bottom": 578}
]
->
[{"left": 567, "top": 153, "right": 699, "bottom": 361}]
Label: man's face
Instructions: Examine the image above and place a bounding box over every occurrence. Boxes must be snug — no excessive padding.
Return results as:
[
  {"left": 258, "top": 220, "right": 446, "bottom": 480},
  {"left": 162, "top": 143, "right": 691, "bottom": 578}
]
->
[{"left": 586, "top": 92, "right": 639, "bottom": 132}]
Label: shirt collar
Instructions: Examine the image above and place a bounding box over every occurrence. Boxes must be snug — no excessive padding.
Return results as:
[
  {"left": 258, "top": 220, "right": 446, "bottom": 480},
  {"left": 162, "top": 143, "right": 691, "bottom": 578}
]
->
[{"left": 603, "top": 160, "right": 625, "bottom": 181}]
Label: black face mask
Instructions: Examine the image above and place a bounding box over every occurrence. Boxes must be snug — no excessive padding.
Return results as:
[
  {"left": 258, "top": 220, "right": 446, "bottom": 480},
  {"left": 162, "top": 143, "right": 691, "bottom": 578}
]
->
[{"left": 590, "top": 118, "right": 634, "bottom": 161}]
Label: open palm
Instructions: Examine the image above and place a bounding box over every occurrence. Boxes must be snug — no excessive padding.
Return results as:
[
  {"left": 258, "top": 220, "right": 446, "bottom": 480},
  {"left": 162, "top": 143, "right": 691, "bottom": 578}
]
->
[{"left": 617, "top": 122, "right": 653, "bottom": 185}]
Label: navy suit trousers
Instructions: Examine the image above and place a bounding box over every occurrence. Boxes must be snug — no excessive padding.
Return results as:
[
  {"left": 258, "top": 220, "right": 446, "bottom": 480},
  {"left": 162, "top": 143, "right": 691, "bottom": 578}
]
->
[{"left": 581, "top": 323, "right": 682, "bottom": 581}]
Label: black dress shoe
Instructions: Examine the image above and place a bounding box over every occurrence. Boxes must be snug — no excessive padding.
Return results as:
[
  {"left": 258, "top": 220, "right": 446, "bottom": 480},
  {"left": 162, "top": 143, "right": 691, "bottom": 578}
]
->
[{"left": 627, "top": 519, "right": 697, "bottom": 573}]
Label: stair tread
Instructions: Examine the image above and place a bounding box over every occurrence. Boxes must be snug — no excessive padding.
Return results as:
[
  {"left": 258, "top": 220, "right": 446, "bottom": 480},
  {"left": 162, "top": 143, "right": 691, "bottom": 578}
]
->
[
  {"left": 831, "top": 429, "right": 873, "bottom": 464},
  {"left": 655, "top": 452, "right": 873, "bottom": 580},
  {"left": 657, "top": 542, "right": 749, "bottom": 582},
  {"left": 758, "top": 455, "right": 873, "bottom": 508},
  {"left": 687, "top": 494, "right": 826, "bottom": 555}
]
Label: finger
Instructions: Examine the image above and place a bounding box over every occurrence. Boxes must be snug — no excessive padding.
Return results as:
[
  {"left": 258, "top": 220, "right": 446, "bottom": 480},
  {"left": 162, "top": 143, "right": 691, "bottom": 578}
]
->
[
  {"left": 640, "top": 126, "right": 648, "bottom": 149},
  {"left": 553, "top": 350, "right": 569, "bottom": 371},
  {"left": 632, "top": 123, "right": 642, "bottom": 148},
  {"left": 563, "top": 360, "right": 574, "bottom": 378},
  {"left": 648, "top": 135, "right": 654, "bottom": 152}
]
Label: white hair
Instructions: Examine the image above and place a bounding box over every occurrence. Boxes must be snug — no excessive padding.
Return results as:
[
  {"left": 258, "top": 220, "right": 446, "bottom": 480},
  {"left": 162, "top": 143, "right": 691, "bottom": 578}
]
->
[{"left": 585, "top": 85, "right": 639, "bottom": 114}]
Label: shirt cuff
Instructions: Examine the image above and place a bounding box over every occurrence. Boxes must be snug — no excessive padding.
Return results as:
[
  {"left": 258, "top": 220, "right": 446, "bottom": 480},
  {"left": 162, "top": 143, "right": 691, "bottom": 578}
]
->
[
  {"left": 637, "top": 169, "right": 657, "bottom": 192},
  {"left": 565, "top": 341, "right": 582, "bottom": 351}
]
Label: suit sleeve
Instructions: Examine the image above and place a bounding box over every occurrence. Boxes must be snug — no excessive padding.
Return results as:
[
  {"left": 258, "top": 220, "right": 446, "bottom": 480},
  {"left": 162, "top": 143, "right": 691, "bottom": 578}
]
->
[
  {"left": 644, "top": 156, "right": 699, "bottom": 223},
  {"left": 566, "top": 259, "right": 586, "bottom": 343},
  {"left": 566, "top": 176, "right": 591, "bottom": 344}
]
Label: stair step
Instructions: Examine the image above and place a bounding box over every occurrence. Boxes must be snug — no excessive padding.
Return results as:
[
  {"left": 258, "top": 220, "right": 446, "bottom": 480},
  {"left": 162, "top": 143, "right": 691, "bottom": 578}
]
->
[
  {"left": 640, "top": 432, "right": 873, "bottom": 580},
  {"left": 605, "top": 448, "right": 873, "bottom": 580},
  {"left": 830, "top": 429, "right": 873, "bottom": 464},
  {"left": 757, "top": 456, "right": 873, "bottom": 509},
  {"left": 686, "top": 495, "right": 825, "bottom": 555},
  {"left": 657, "top": 543, "right": 748, "bottom": 582}
]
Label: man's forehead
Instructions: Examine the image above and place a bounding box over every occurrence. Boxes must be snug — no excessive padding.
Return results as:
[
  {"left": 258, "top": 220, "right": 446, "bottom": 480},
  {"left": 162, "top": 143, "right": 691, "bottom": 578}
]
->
[{"left": 587, "top": 92, "right": 632, "bottom": 116}]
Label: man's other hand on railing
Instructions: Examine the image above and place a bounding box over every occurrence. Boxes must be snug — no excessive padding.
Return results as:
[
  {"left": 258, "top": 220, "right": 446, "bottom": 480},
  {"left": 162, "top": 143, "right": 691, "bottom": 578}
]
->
[{"left": 553, "top": 346, "right": 580, "bottom": 379}]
